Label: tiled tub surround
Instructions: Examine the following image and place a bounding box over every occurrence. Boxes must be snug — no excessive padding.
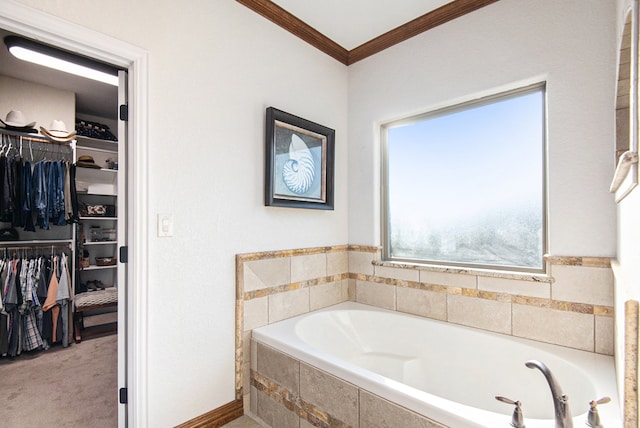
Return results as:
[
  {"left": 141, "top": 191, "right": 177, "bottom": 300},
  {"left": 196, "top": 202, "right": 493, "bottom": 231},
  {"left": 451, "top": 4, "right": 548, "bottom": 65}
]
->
[
  {"left": 250, "top": 303, "right": 620, "bottom": 428},
  {"left": 251, "top": 340, "right": 447, "bottom": 428},
  {"left": 235, "top": 246, "right": 615, "bottom": 418},
  {"left": 236, "top": 245, "right": 351, "bottom": 408}
]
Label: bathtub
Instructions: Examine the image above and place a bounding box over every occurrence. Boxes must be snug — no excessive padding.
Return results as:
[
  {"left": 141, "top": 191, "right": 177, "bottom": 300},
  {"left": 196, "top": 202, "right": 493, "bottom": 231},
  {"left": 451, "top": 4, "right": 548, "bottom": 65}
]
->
[{"left": 251, "top": 301, "right": 620, "bottom": 427}]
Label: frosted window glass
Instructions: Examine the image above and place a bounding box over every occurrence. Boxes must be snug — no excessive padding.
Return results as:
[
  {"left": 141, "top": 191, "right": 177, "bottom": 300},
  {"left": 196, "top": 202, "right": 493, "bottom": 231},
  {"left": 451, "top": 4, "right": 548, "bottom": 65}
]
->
[{"left": 383, "top": 86, "right": 545, "bottom": 272}]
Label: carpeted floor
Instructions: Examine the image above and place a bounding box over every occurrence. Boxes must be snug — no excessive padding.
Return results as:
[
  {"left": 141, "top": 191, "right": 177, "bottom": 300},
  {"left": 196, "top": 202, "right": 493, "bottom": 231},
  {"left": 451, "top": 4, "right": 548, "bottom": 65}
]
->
[{"left": 0, "top": 333, "right": 118, "bottom": 427}]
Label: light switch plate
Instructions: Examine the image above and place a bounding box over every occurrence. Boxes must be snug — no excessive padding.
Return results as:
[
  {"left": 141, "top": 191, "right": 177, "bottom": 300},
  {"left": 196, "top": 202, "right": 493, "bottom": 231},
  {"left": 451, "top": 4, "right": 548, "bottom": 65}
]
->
[{"left": 157, "top": 213, "right": 174, "bottom": 237}]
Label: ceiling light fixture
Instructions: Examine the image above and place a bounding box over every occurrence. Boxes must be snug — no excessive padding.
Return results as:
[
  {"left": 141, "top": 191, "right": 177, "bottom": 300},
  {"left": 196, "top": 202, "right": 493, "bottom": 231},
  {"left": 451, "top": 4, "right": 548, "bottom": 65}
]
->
[{"left": 4, "top": 36, "right": 119, "bottom": 86}]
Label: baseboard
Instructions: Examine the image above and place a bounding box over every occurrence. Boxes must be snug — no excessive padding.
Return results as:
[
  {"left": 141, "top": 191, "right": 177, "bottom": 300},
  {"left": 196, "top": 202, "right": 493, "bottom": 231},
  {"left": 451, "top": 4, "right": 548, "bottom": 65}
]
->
[{"left": 175, "top": 399, "right": 243, "bottom": 428}]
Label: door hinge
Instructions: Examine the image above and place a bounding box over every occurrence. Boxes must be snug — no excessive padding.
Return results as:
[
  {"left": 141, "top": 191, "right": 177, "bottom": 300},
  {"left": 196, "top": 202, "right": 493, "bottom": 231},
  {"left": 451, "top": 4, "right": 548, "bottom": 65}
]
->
[
  {"left": 119, "top": 246, "right": 128, "bottom": 263},
  {"left": 119, "top": 104, "right": 129, "bottom": 121},
  {"left": 119, "top": 387, "right": 128, "bottom": 404}
]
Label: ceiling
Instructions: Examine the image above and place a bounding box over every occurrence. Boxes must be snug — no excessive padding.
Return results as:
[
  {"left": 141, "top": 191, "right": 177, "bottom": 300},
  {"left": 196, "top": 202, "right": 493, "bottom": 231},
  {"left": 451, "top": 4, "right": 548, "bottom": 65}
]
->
[
  {"left": 270, "top": 0, "right": 452, "bottom": 50},
  {"left": 237, "top": 0, "right": 497, "bottom": 65},
  {"left": 0, "top": 0, "right": 494, "bottom": 121}
]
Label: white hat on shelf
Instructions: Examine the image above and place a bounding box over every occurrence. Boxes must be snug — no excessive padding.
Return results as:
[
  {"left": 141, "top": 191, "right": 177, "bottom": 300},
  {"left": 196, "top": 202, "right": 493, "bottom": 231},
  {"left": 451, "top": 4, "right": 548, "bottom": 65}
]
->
[
  {"left": 40, "top": 119, "right": 77, "bottom": 142},
  {"left": 0, "top": 110, "right": 36, "bottom": 130}
]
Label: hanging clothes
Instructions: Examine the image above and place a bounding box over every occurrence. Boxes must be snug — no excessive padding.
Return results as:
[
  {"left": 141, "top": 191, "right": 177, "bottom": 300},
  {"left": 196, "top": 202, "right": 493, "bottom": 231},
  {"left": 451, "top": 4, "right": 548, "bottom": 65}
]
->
[
  {"left": 0, "top": 139, "right": 78, "bottom": 232},
  {"left": 22, "top": 161, "right": 35, "bottom": 232},
  {"left": 0, "top": 250, "right": 72, "bottom": 357}
]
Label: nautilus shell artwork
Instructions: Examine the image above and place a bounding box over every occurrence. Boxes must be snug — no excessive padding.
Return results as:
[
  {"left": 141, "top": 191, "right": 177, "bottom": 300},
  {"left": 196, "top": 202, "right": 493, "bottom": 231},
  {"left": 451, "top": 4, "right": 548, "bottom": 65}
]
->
[{"left": 282, "top": 134, "right": 315, "bottom": 194}]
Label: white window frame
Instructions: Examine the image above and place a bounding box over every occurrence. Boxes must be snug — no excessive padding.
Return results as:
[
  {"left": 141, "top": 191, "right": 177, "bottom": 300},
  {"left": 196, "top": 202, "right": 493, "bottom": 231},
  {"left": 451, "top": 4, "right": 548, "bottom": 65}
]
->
[{"left": 381, "top": 83, "right": 548, "bottom": 273}]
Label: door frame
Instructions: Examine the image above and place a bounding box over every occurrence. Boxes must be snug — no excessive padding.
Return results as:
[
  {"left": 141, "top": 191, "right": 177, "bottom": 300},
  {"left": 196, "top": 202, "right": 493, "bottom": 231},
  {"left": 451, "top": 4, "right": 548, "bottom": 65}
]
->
[{"left": 0, "top": 1, "right": 150, "bottom": 427}]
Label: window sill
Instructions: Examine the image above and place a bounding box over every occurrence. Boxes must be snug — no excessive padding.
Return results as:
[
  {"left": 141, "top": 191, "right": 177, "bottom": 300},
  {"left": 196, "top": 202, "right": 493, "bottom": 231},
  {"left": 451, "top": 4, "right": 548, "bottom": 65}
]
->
[{"left": 373, "top": 259, "right": 552, "bottom": 283}]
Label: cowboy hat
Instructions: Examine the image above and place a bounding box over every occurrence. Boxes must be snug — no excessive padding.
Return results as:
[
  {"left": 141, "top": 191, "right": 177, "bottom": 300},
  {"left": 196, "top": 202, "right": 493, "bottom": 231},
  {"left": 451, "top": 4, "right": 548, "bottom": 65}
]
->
[
  {"left": 76, "top": 155, "right": 102, "bottom": 169},
  {"left": 0, "top": 110, "right": 36, "bottom": 131},
  {"left": 40, "top": 119, "right": 77, "bottom": 142}
]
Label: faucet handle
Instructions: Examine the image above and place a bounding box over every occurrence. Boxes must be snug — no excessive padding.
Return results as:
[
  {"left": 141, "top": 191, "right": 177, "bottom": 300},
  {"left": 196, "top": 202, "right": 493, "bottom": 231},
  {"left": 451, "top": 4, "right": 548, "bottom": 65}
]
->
[
  {"left": 586, "top": 396, "right": 611, "bottom": 428},
  {"left": 590, "top": 396, "right": 611, "bottom": 407},
  {"left": 495, "top": 396, "right": 526, "bottom": 428},
  {"left": 496, "top": 396, "right": 520, "bottom": 406}
]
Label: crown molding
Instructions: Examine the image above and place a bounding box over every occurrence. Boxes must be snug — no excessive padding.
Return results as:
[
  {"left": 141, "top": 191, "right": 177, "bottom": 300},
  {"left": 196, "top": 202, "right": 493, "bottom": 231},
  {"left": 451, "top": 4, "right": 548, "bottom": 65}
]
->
[
  {"left": 236, "top": 0, "right": 499, "bottom": 66},
  {"left": 348, "top": 0, "right": 499, "bottom": 65},
  {"left": 235, "top": 0, "right": 349, "bottom": 64}
]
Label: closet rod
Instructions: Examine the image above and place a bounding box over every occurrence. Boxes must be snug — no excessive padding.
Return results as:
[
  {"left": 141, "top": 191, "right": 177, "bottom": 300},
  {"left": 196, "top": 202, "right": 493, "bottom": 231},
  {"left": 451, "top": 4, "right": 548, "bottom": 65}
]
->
[
  {"left": 0, "top": 129, "right": 74, "bottom": 147},
  {"left": 0, "top": 239, "right": 72, "bottom": 248},
  {"left": 2, "top": 244, "right": 71, "bottom": 251}
]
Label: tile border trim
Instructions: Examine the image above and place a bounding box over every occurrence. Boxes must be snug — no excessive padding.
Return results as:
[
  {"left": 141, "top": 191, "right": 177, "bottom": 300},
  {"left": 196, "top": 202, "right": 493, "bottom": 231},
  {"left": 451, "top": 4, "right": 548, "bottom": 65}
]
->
[
  {"left": 236, "top": 245, "right": 349, "bottom": 263},
  {"left": 624, "top": 300, "right": 639, "bottom": 426},
  {"left": 251, "top": 369, "right": 350, "bottom": 428},
  {"left": 352, "top": 272, "right": 614, "bottom": 317},
  {"left": 243, "top": 273, "right": 349, "bottom": 300}
]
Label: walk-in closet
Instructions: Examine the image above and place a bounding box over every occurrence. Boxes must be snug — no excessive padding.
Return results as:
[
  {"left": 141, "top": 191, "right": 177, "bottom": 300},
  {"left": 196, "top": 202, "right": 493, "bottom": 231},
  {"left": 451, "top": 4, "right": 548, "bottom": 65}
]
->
[{"left": 0, "top": 26, "right": 123, "bottom": 427}]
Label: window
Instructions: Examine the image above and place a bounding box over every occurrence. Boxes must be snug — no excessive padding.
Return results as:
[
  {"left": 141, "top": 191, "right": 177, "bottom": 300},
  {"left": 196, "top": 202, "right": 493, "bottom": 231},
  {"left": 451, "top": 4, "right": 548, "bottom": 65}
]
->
[{"left": 382, "top": 84, "right": 546, "bottom": 272}]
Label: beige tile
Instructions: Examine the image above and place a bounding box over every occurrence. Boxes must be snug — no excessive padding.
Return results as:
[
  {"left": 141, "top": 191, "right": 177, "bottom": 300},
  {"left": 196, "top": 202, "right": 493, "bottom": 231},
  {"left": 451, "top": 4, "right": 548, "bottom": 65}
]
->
[
  {"left": 397, "top": 287, "right": 447, "bottom": 321},
  {"left": 243, "top": 361, "right": 250, "bottom": 395},
  {"left": 244, "top": 297, "right": 268, "bottom": 331},
  {"left": 349, "top": 251, "right": 375, "bottom": 276},
  {"left": 420, "top": 270, "right": 476, "bottom": 289},
  {"left": 242, "top": 330, "right": 251, "bottom": 363},
  {"left": 551, "top": 265, "right": 614, "bottom": 306},
  {"left": 251, "top": 338, "right": 258, "bottom": 371},
  {"left": 356, "top": 280, "right": 395, "bottom": 310},
  {"left": 256, "top": 342, "right": 300, "bottom": 394},
  {"left": 300, "top": 363, "right": 359, "bottom": 426},
  {"left": 244, "top": 257, "right": 291, "bottom": 292},
  {"left": 327, "top": 251, "right": 348, "bottom": 276},
  {"left": 348, "top": 278, "right": 356, "bottom": 301},
  {"left": 269, "top": 287, "right": 310, "bottom": 323},
  {"left": 291, "top": 253, "right": 326, "bottom": 283},
  {"left": 478, "top": 276, "right": 550, "bottom": 299},
  {"left": 249, "top": 388, "right": 256, "bottom": 415},
  {"left": 447, "top": 294, "right": 511, "bottom": 334},
  {"left": 374, "top": 265, "right": 419, "bottom": 282},
  {"left": 595, "top": 315, "right": 614, "bottom": 355},
  {"left": 359, "top": 390, "right": 446, "bottom": 428},
  {"left": 512, "top": 304, "right": 594, "bottom": 351},
  {"left": 310, "top": 280, "right": 349, "bottom": 311},
  {"left": 256, "top": 389, "right": 299, "bottom": 428}
]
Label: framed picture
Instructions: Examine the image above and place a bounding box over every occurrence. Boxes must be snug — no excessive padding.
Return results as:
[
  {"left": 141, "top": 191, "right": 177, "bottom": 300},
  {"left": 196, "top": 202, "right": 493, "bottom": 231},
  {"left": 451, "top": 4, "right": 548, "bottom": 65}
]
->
[{"left": 265, "top": 107, "right": 335, "bottom": 209}]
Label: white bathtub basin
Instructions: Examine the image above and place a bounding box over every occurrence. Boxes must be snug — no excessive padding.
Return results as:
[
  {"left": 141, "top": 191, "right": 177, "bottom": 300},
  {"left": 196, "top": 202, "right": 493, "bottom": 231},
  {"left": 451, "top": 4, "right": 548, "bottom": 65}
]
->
[{"left": 252, "top": 301, "right": 621, "bottom": 427}]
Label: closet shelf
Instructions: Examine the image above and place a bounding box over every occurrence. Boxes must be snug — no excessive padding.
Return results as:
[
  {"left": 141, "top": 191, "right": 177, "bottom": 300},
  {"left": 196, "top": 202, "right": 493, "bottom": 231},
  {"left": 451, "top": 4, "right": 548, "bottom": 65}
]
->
[
  {"left": 78, "top": 191, "right": 117, "bottom": 197},
  {"left": 82, "top": 241, "right": 117, "bottom": 246},
  {"left": 81, "top": 264, "right": 117, "bottom": 271},
  {"left": 76, "top": 135, "right": 118, "bottom": 152},
  {"left": 79, "top": 216, "right": 117, "bottom": 221},
  {"left": 76, "top": 167, "right": 117, "bottom": 195},
  {"left": 74, "top": 119, "right": 120, "bottom": 344},
  {"left": 77, "top": 167, "right": 117, "bottom": 175}
]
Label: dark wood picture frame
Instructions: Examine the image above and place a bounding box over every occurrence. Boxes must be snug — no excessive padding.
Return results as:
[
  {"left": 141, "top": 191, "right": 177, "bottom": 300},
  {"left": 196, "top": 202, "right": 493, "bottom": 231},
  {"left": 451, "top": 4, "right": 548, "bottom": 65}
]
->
[{"left": 265, "top": 107, "right": 335, "bottom": 210}]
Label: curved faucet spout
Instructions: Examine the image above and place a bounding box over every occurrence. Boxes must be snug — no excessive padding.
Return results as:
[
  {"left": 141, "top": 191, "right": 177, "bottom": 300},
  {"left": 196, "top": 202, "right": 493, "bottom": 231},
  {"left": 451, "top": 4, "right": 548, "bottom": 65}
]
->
[{"left": 526, "top": 360, "right": 573, "bottom": 428}]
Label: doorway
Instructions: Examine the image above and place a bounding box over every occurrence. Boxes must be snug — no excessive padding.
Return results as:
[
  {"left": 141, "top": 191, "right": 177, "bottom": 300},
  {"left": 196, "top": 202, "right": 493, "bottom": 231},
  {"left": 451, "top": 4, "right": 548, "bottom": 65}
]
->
[{"left": 0, "top": 3, "right": 149, "bottom": 426}]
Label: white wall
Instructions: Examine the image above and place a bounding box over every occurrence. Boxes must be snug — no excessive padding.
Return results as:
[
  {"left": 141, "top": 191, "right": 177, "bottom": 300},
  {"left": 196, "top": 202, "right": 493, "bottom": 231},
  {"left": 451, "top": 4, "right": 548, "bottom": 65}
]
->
[
  {"left": 0, "top": 74, "right": 75, "bottom": 132},
  {"left": 7, "top": 1, "right": 348, "bottom": 426},
  {"left": 347, "top": 0, "right": 618, "bottom": 258}
]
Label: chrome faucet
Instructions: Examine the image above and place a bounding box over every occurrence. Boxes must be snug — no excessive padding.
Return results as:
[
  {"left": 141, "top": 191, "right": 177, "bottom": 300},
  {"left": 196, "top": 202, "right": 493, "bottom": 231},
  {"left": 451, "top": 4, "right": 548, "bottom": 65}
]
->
[{"left": 525, "top": 360, "right": 573, "bottom": 428}]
